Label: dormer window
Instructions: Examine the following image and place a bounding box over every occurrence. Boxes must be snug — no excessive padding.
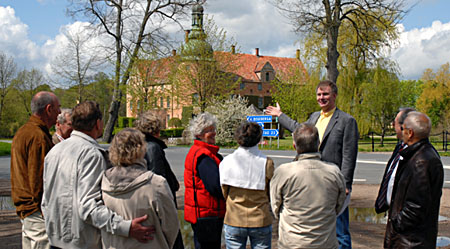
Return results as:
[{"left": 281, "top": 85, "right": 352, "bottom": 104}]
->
[{"left": 265, "top": 72, "right": 270, "bottom": 82}]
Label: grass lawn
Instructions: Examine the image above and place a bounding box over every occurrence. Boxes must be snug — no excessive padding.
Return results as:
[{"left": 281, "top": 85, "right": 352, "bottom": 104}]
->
[{"left": 0, "top": 142, "right": 11, "bottom": 156}]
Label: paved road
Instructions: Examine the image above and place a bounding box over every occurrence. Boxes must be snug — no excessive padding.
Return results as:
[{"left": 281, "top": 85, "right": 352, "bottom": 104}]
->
[{"left": 1, "top": 146, "right": 450, "bottom": 187}]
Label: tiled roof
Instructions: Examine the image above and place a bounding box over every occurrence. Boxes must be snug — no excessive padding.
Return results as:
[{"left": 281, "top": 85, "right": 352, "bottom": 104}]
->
[
  {"left": 134, "top": 51, "right": 307, "bottom": 84},
  {"left": 214, "top": 51, "right": 307, "bottom": 82}
]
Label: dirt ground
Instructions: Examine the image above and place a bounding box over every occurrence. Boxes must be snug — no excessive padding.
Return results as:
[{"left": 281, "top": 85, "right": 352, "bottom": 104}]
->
[{"left": 1, "top": 180, "right": 450, "bottom": 248}]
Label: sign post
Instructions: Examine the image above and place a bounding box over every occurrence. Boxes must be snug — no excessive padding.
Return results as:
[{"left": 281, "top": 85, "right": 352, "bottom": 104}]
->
[{"left": 246, "top": 115, "right": 279, "bottom": 149}]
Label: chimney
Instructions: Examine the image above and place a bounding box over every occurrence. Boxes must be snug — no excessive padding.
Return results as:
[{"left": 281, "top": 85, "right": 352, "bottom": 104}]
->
[
  {"left": 255, "top": 48, "right": 259, "bottom": 57},
  {"left": 296, "top": 49, "right": 300, "bottom": 60},
  {"left": 185, "top": 30, "right": 190, "bottom": 43},
  {"left": 231, "top": 45, "right": 235, "bottom": 54},
  {"left": 172, "top": 49, "right": 176, "bottom": 56}
]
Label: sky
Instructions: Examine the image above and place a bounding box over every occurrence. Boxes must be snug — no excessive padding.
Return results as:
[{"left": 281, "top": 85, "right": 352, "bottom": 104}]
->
[{"left": 1, "top": 0, "right": 450, "bottom": 81}]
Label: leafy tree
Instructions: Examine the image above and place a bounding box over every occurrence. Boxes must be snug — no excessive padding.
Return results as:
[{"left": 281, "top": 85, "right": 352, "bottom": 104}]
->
[
  {"left": 206, "top": 95, "right": 249, "bottom": 145},
  {"left": 271, "top": 0, "right": 406, "bottom": 83},
  {"left": 176, "top": 50, "right": 241, "bottom": 112},
  {"left": 270, "top": 65, "right": 316, "bottom": 122},
  {"left": 0, "top": 52, "right": 17, "bottom": 126},
  {"left": 360, "top": 59, "right": 401, "bottom": 145},
  {"left": 416, "top": 63, "right": 450, "bottom": 129},
  {"left": 68, "top": 0, "right": 198, "bottom": 142}
]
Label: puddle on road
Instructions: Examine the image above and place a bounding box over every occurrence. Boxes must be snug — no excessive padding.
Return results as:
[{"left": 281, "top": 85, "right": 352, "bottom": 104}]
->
[
  {"left": 437, "top": 236, "right": 450, "bottom": 247},
  {"left": 349, "top": 207, "right": 450, "bottom": 225},
  {"left": 0, "top": 195, "right": 14, "bottom": 210},
  {"left": 349, "top": 207, "right": 387, "bottom": 224}
]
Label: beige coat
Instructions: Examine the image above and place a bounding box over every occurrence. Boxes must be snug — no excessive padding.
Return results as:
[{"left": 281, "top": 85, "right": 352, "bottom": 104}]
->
[
  {"left": 221, "top": 158, "right": 274, "bottom": 228},
  {"left": 101, "top": 160, "right": 180, "bottom": 249},
  {"left": 270, "top": 153, "right": 346, "bottom": 249}
]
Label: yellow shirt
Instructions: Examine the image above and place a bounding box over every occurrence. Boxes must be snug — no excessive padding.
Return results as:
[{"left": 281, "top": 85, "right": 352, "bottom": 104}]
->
[{"left": 316, "top": 107, "right": 336, "bottom": 142}]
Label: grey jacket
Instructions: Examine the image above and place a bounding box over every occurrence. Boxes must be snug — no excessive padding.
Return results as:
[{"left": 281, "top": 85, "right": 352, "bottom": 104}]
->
[
  {"left": 270, "top": 153, "right": 346, "bottom": 249},
  {"left": 42, "top": 131, "right": 131, "bottom": 249},
  {"left": 279, "top": 108, "right": 359, "bottom": 190},
  {"left": 101, "top": 160, "right": 180, "bottom": 249}
]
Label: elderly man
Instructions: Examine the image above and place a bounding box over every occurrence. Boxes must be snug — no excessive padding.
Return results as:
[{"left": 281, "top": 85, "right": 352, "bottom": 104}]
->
[
  {"left": 52, "top": 108, "right": 73, "bottom": 144},
  {"left": 42, "top": 101, "right": 155, "bottom": 249},
  {"left": 375, "top": 107, "right": 414, "bottom": 213},
  {"left": 267, "top": 80, "right": 358, "bottom": 249},
  {"left": 11, "top": 91, "right": 61, "bottom": 249},
  {"left": 270, "top": 123, "right": 346, "bottom": 249},
  {"left": 384, "top": 111, "right": 443, "bottom": 248}
]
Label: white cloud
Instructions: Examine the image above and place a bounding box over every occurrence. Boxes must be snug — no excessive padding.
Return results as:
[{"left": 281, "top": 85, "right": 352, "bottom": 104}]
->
[
  {"left": 391, "top": 21, "right": 450, "bottom": 79},
  {"left": 0, "top": 6, "right": 109, "bottom": 82},
  {"left": 205, "top": 0, "right": 299, "bottom": 57}
]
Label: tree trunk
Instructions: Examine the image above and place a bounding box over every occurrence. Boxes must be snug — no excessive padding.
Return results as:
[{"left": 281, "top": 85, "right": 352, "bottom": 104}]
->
[
  {"left": 103, "top": 98, "right": 120, "bottom": 143},
  {"left": 326, "top": 24, "right": 340, "bottom": 84}
]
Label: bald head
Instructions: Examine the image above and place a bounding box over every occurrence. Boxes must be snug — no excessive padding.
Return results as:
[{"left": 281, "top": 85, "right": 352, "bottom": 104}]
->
[
  {"left": 31, "top": 91, "right": 61, "bottom": 129},
  {"left": 402, "top": 111, "right": 431, "bottom": 145},
  {"left": 31, "top": 91, "right": 58, "bottom": 115}
]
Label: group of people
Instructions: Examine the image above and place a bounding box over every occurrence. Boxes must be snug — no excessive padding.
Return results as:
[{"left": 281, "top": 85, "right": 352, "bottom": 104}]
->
[{"left": 9, "top": 78, "right": 444, "bottom": 249}]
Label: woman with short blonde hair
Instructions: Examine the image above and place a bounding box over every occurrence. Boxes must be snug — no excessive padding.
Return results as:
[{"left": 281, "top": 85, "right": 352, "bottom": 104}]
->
[{"left": 102, "top": 128, "right": 179, "bottom": 249}]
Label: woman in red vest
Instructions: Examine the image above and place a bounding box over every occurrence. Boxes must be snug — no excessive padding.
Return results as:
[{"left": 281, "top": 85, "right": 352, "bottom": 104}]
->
[{"left": 184, "top": 112, "right": 225, "bottom": 249}]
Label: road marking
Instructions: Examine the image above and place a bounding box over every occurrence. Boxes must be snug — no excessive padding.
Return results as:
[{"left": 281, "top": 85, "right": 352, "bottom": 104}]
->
[
  {"left": 353, "top": 179, "right": 366, "bottom": 182},
  {"left": 356, "top": 160, "right": 386, "bottom": 165},
  {"left": 445, "top": 181, "right": 450, "bottom": 184},
  {"left": 225, "top": 153, "right": 450, "bottom": 168}
]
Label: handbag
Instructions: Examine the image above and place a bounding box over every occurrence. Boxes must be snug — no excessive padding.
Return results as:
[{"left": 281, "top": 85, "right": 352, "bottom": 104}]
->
[{"left": 191, "top": 150, "right": 223, "bottom": 243}]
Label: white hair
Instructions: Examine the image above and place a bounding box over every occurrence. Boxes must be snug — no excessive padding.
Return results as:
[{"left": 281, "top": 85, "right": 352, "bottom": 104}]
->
[
  {"left": 57, "top": 108, "right": 72, "bottom": 124},
  {"left": 403, "top": 111, "right": 431, "bottom": 140},
  {"left": 189, "top": 112, "right": 217, "bottom": 138}
]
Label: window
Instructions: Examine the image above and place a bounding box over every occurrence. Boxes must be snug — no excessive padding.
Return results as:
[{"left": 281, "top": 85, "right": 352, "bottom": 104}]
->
[
  {"left": 258, "top": 83, "right": 262, "bottom": 91},
  {"left": 167, "top": 96, "right": 170, "bottom": 108},
  {"left": 160, "top": 97, "right": 163, "bottom": 107},
  {"left": 240, "top": 82, "right": 245, "bottom": 90},
  {"left": 265, "top": 72, "right": 270, "bottom": 82},
  {"left": 258, "top": 97, "right": 263, "bottom": 108}
]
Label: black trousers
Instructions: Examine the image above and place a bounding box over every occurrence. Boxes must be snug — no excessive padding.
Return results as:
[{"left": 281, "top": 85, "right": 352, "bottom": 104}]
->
[{"left": 191, "top": 223, "right": 222, "bottom": 249}]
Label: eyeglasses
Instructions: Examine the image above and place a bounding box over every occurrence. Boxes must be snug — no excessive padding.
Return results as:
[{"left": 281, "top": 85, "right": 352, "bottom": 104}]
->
[{"left": 401, "top": 126, "right": 410, "bottom": 131}]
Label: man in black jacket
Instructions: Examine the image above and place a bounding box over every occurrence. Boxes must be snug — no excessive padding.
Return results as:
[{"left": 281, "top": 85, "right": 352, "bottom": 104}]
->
[
  {"left": 375, "top": 107, "right": 414, "bottom": 214},
  {"left": 384, "top": 111, "right": 443, "bottom": 248}
]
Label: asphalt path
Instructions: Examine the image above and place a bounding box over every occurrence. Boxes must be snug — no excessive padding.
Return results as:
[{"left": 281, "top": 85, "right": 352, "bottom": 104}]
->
[{"left": 1, "top": 146, "right": 450, "bottom": 187}]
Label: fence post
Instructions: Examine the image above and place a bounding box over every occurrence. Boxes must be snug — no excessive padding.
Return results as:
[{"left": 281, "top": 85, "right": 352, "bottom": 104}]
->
[
  {"left": 444, "top": 131, "right": 446, "bottom": 151},
  {"left": 371, "top": 132, "right": 375, "bottom": 152},
  {"left": 446, "top": 131, "right": 448, "bottom": 152}
]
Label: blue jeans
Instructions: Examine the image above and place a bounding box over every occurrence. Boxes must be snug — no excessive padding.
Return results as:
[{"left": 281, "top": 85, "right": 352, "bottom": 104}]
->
[
  {"left": 224, "top": 224, "right": 272, "bottom": 249},
  {"left": 337, "top": 207, "right": 351, "bottom": 249}
]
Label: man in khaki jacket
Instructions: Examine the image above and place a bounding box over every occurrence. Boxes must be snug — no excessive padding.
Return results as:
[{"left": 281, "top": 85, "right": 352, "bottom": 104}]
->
[{"left": 270, "top": 123, "right": 346, "bottom": 249}]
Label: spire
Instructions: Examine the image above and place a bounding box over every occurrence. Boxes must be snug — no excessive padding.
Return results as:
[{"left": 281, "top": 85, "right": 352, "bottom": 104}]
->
[{"left": 181, "top": 2, "right": 213, "bottom": 61}]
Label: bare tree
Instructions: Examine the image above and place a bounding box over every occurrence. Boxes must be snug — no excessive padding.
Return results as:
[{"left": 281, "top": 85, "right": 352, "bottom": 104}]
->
[
  {"left": 51, "top": 25, "right": 103, "bottom": 103},
  {"left": 68, "top": 0, "right": 197, "bottom": 142},
  {"left": 14, "top": 69, "right": 46, "bottom": 115},
  {"left": 0, "top": 52, "right": 17, "bottom": 125},
  {"left": 271, "top": 0, "right": 407, "bottom": 83}
]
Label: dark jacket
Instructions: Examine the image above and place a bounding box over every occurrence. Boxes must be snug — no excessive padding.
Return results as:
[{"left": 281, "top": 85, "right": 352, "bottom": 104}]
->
[
  {"left": 375, "top": 142, "right": 403, "bottom": 214},
  {"left": 145, "top": 135, "right": 179, "bottom": 201},
  {"left": 384, "top": 139, "right": 443, "bottom": 249},
  {"left": 10, "top": 115, "right": 53, "bottom": 218}
]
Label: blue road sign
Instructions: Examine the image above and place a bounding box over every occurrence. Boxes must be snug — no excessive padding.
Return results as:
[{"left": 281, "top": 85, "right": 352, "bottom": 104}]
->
[
  {"left": 247, "top": 115, "right": 272, "bottom": 123},
  {"left": 262, "top": 129, "right": 279, "bottom": 137}
]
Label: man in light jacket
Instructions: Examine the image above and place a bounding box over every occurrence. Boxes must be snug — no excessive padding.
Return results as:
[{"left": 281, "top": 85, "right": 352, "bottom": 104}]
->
[
  {"left": 270, "top": 123, "right": 346, "bottom": 249},
  {"left": 42, "top": 101, "right": 155, "bottom": 249}
]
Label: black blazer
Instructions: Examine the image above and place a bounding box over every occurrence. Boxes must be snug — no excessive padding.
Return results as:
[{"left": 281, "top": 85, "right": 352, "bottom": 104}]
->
[{"left": 374, "top": 142, "right": 402, "bottom": 214}]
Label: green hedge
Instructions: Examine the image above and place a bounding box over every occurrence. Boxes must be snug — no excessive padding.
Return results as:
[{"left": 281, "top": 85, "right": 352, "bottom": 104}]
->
[
  {"left": 117, "top": 116, "right": 136, "bottom": 128},
  {"left": 168, "top": 118, "right": 182, "bottom": 128},
  {"left": 160, "top": 128, "right": 184, "bottom": 137}
]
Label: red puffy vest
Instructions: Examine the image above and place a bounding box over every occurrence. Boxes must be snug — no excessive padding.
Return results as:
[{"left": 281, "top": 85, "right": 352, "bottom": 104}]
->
[{"left": 184, "top": 140, "right": 226, "bottom": 224}]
